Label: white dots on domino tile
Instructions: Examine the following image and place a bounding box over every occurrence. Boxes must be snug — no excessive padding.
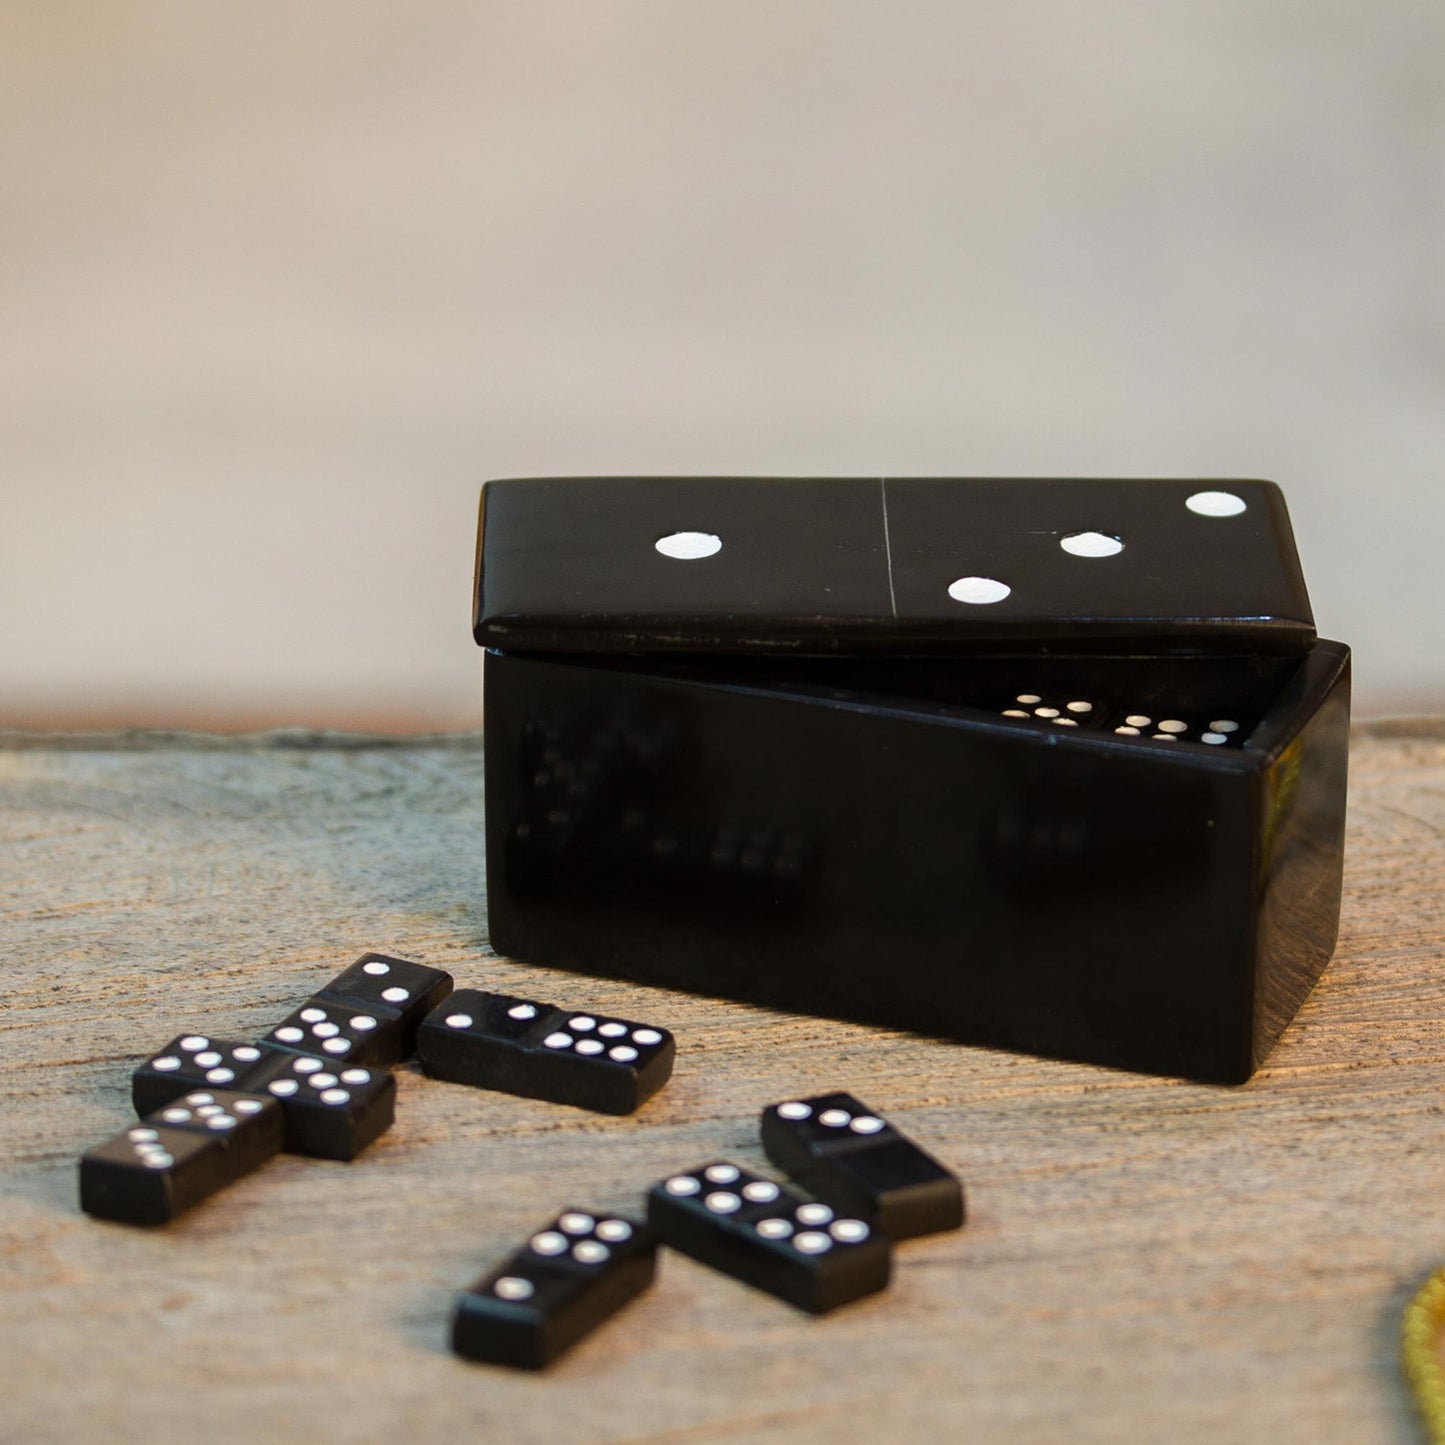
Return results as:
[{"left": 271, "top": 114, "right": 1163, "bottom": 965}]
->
[
  {"left": 664, "top": 1176, "right": 700, "bottom": 1196},
  {"left": 568, "top": 1016, "right": 597, "bottom": 1032},
  {"left": 559, "top": 1213, "right": 595, "bottom": 1235},
  {"left": 300, "top": 1007, "right": 326, "bottom": 1023},
  {"left": 655, "top": 531, "right": 722, "bottom": 561},
  {"left": 596, "top": 1220, "right": 634, "bottom": 1243},
  {"left": 1034, "top": 707, "right": 1060, "bottom": 719},
  {"left": 631, "top": 1029, "right": 663, "bottom": 1046},
  {"left": 947, "top": 576, "right": 1010, "bottom": 605},
  {"left": 508, "top": 1004, "right": 537, "bottom": 1021},
  {"left": 598, "top": 1021, "right": 627, "bottom": 1038},
  {"left": 850, "top": 1116, "right": 885, "bottom": 1134},
  {"left": 295, "top": 1058, "right": 323, "bottom": 1073},
  {"left": 205, "top": 1114, "right": 238, "bottom": 1131},
  {"left": 350, "top": 1016, "right": 378, "bottom": 1032},
  {"left": 1157, "top": 719, "right": 1188, "bottom": 734},
  {"left": 742, "top": 1180, "right": 780, "bottom": 1203},
  {"left": 152, "top": 1056, "right": 181, "bottom": 1072},
  {"left": 309, "top": 1073, "right": 338, "bottom": 1089},
  {"left": 1002, "top": 709, "right": 1029, "bottom": 718},
  {"left": 705, "top": 1192, "right": 742, "bottom": 1214},
  {"left": 575, "top": 1039, "right": 605, "bottom": 1056},
  {"left": 234, "top": 1099, "right": 264, "bottom": 1115},
  {"left": 818, "top": 1109, "right": 851, "bottom": 1128},
  {"left": 1186, "top": 490, "right": 1247, "bottom": 518},
  {"left": 573, "top": 1241, "right": 611, "bottom": 1265},
  {"left": 776, "top": 1102, "right": 812, "bottom": 1121},
  {"left": 275, "top": 1027, "right": 304, "bottom": 1044},
  {"left": 320, "top": 1089, "right": 351, "bottom": 1105},
  {"left": 269, "top": 1079, "right": 299, "bottom": 1097},
  {"left": 796, "top": 1203, "right": 834, "bottom": 1226},
  {"left": 530, "top": 1231, "right": 568, "bottom": 1256},
  {"left": 704, "top": 1164, "right": 741, "bottom": 1184},
  {"left": 542, "top": 1032, "right": 573, "bottom": 1050},
  {"left": 1060, "top": 531, "right": 1124, "bottom": 558},
  {"left": 234, "top": 1046, "right": 261, "bottom": 1063},
  {"left": 205, "top": 1068, "right": 235, "bottom": 1084},
  {"left": 1016, "top": 694, "right": 1042, "bottom": 705},
  {"left": 322, "top": 1039, "right": 351, "bottom": 1055},
  {"left": 494, "top": 1276, "right": 534, "bottom": 1301},
  {"left": 830, "top": 1219, "right": 870, "bottom": 1243},
  {"left": 1114, "top": 726, "right": 1141, "bottom": 736},
  {"left": 128, "top": 1128, "right": 159, "bottom": 1143},
  {"left": 794, "top": 1232, "right": 833, "bottom": 1254},
  {"left": 187, "top": 1093, "right": 215, "bottom": 1105},
  {"left": 1201, "top": 732, "right": 1229, "bottom": 745},
  {"left": 341, "top": 1069, "right": 370, "bottom": 1085},
  {"left": 312, "top": 1022, "right": 340, "bottom": 1038},
  {"left": 756, "top": 1218, "right": 793, "bottom": 1239},
  {"left": 179, "top": 1037, "right": 208, "bottom": 1052},
  {"left": 363, "top": 960, "right": 391, "bottom": 976},
  {"left": 1066, "top": 700, "right": 1093, "bottom": 714},
  {"left": 194, "top": 1051, "right": 222, "bottom": 1068},
  {"left": 141, "top": 1151, "right": 174, "bottom": 1169},
  {"left": 609, "top": 1045, "right": 639, "bottom": 1063},
  {"left": 1125, "top": 715, "right": 1152, "bottom": 728},
  {"left": 381, "top": 987, "right": 408, "bottom": 1004},
  {"left": 162, "top": 1108, "right": 191, "bottom": 1123},
  {"left": 1210, "top": 719, "right": 1239, "bottom": 734},
  {"left": 445, "top": 1013, "right": 474, "bottom": 1030}
]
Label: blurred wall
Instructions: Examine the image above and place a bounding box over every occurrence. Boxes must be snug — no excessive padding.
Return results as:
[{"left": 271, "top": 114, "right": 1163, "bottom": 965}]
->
[{"left": 1, "top": 1, "right": 1441, "bottom": 730}]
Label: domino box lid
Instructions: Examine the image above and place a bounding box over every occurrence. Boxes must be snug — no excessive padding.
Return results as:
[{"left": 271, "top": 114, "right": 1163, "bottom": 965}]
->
[{"left": 473, "top": 477, "right": 1316, "bottom": 657}]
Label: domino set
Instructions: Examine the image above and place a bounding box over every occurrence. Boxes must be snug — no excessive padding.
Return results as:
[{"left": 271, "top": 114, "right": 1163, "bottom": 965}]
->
[
  {"left": 452, "top": 1090, "right": 964, "bottom": 1368},
  {"left": 80, "top": 953, "right": 676, "bottom": 1224}
]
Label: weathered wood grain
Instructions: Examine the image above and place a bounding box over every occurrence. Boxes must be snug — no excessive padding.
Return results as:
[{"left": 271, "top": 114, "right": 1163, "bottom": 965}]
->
[{"left": 1, "top": 726, "right": 1442, "bottom": 1445}]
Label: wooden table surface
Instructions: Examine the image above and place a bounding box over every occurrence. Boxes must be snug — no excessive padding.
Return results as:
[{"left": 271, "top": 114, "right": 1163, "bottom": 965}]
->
[{"left": 3, "top": 722, "right": 1444, "bottom": 1445}]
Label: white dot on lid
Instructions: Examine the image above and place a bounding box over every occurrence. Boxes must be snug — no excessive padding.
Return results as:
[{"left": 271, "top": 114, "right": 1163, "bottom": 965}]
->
[
  {"left": 664, "top": 1176, "right": 700, "bottom": 1196},
  {"left": 341, "top": 1069, "right": 370, "bottom": 1085},
  {"left": 705, "top": 1192, "right": 742, "bottom": 1214},
  {"left": 542, "top": 1032, "right": 573, "bottom": 1050},
  {"left": 1186, "top": 490, "right": 1247, "bottom": 518},
  {"left": 743, "top": 1181, "right": 781, "bottom": 1203},
  {"left": 1034, "top": 707, "right": 1060, "bottom": 719},
  {"left": 609, "top": 1045, "right": 639, "bottom": 1063},
  {"left": 322, "top": 1039, "right": 350, "bottom": 1054},
  {"left": 234, "top": 1099, "right": 263, "bottom": 1114},
  {"left": 794, "top": 1231, "right": 833, "bottom": 1254},
  {"left": 195, "top": 1051, "right": 221, "bottom": 1068},
  {"left": 573, "top": 1241, "right": 610, "bottom": 1264},
  {"left": 1210, "top": 719, "right": 1239, "bottom": 733},
  {"left": 1067, "top": 701, "right": 1092, "bottom": 713},
  {"left": 1002, "top": 709, "right": 1029, "bottom": 718},
  {"left": 234, "top": 1046, "right": 261, "bottom": 1062},
  {"left": 295, "top": 1058, "right": 322, "bottom": 1073},
  {"left": 705, "top": 1164, "right": 741, "bottom": 1184},
  {"left": 494, "top": 1276, "right": 534, "bottom": 1301},
  {"left": 1125, "top": 715, "right": 1151, "bottom": 727},
  {"left": 850, "top": 1116, "right": 885, "bottom": 1134},
  {"left": 632, "top": 1029, "right": 663, "bottom": 1046},
  {"left": 530, "top": 1231, "right": 568, "bottom": 1256},
  {"left": 1060, "top": 531, "right": 1124, "bottom": 558},
  {"left": 1202, "top": 732, "right": 1229, "bottom": 745},
  {"left": 206, "top": 1068, "right": 235, "bottom": 1084},
  {"left": 568, "top": 1016, "right": 597, "bottom": 1032},
  {"left": 142, "top": 1152, "right": 174, "bottom": 1169},
  {"left": 776, "top": 1102, "right": 812, "bottom": 1120},
  {"left": 179, "top": 1036, "right": 208, "bottom": 1052},
  {"left": 381, "top": 987, "right": 408, "bottom": 1003},
  {"left": 1115, "top": 727, "right": 1141, "bottom": 736},
  {"left": 947, "top": 576, "right": 1010, "bottom": 605},
  {"left": 275, "top": 1027, "right": 304, "bottom": 1044},
  {"left": 831, "top": 1219, "right": 870, "bottom": 1243},
  {"left": 152, "top": 1056, "right": 181, "bottom": 1072},
  {"left": 128, "top": 1128, "right": 159, "bottom": 1142},
  {"left": 797, "top": 1203, "right": 834, "bottom": 1226},
  {"left": 312, "top": 1022, "right": 340, "bottom": 1038},
  {"left": 350, "top": 1016, "right": 377, "bottom": 1032},
  {"left": 269, "top": 1080, "right": 299, "bottom": 1097},
  {"left": 1016, "top": 694, "right": 1041, "bottom": 705},
  {"left": 598, "top": 1021, "right": 627, "bottom": 1037},
  {"left": 818, "top": 1109, "right": 851, "bottom": 1128},
  {"left": 508, "top": 1004, "right": 537, "bottom": 1020},
  {"left": 596, "top": 1219, "right": 633, "bottom": 1242},
  {"left": 309, "top": 1073, "right": 338, "bottom": 1089},
  {"left": 362, "top": 961, "right": 390, "bottom": 976},
  {"left": 1158, "top": 720, "right": 1188, "bottom": 733},
  {"left": 655, "top": 531, "right": 722, "bottom": 560},
  {"left": 575, "top": 1039, "right": 604, "bottom": 1055},
  {"left": 445, "top": 1013, "right": 473, "bottom": 1030},
  {"left": 320, "top": 1089, "right": 350, "bottom": 1105},
  {"left": 300, "top": 1008, "right": 326, "bottom": 1023}
]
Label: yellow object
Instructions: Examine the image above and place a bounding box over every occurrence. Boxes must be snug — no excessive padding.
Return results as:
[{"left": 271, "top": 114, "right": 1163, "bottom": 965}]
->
[{"left": 1402, "top": 1268, "right": 1445, "bottom": 1441}]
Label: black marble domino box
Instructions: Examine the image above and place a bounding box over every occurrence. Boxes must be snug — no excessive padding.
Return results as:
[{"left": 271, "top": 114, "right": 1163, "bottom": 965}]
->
[{"left": 473, "top": 477, "right": 1350, "bottom": 1084}]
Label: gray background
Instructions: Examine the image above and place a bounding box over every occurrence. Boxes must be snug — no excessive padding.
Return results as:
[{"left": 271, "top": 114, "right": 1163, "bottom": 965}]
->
[{"left": 2, "top": 2, "right": 1441, "bottom": 729}]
